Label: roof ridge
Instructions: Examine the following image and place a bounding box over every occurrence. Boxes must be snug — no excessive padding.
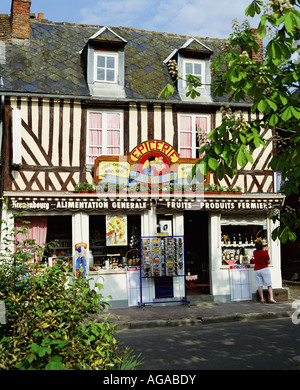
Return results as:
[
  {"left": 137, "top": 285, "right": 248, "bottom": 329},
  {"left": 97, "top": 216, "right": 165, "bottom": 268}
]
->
[{"left": 28, "top": 18, "right": 227, "bottom": 42}]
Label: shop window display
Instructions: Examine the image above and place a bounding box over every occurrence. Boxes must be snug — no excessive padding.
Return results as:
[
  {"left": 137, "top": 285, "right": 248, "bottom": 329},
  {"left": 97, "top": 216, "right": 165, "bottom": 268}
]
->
[
  {"left": 89, "top": 214, "right": 140, "bottom": 270},
  {"left": 46, "top": 216, "right": 72, "bottom": 270},
  {"left": 221, "top": 214, "right": 268, "bottom": 266}
]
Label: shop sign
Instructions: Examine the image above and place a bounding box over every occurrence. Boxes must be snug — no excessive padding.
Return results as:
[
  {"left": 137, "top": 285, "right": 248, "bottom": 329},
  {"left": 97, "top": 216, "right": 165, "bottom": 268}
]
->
[
  {"left": 94, "top": 140, "right": 205, "bottom": 187},
  {"left": 159, "top": 199, "right": 276, "bottom": 210},
  {"left": 130, "top": 140, "right": 179, "bottom": 163},
  {"left": 9, "top": 198, "right": 151, "bottom": 212}
]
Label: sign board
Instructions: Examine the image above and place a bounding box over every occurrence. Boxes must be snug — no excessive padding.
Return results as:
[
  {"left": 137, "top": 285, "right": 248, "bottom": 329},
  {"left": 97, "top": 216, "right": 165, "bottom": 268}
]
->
[
  {"left": 94, "top": 140, "right": 204, "bottom": 186},
  {"left": 9, "top": 197, "right": 282, "bottom": 212},
  {"left": 158, "top": 199, "right": 278, "bottom": 211},
  {"left": 9, "top": 198, "right": 151, "bottom": 212}
]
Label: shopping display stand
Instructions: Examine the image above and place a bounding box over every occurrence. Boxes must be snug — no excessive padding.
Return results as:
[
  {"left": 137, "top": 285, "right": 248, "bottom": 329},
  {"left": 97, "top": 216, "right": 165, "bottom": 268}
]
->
[{"left": 138, "top": 235, "right": 189, "bottom": 306}]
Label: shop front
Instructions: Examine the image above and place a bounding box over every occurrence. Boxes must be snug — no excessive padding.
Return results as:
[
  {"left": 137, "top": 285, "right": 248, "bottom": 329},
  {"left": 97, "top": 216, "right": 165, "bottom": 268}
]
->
[
  {"left": 5, "top": 192, "right": 285, "bottom": 307},
  {"left": 4, "top": 138, "right": 285, "bottom": 307}
]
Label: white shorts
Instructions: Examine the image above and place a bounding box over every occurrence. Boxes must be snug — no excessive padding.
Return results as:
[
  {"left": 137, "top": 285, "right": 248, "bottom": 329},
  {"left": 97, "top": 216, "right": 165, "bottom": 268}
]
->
[{"left": 255, "top": 267, "right": 272, "bottom": 287}]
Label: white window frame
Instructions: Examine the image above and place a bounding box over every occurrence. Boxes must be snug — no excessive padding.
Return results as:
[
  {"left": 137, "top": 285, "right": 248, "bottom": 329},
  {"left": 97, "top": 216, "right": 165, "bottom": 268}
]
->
[
  {"left": 178, "top": 113, "right": 210, "bottom": 158},
  {"left": 87, "top": 110, "right": 124, "bottom": 164},
  {"left": 183, "top": 58, "right": 205, "bottom": 89},
  {"left": 94, "top": 51, "right": 118, "bottom": 84}
]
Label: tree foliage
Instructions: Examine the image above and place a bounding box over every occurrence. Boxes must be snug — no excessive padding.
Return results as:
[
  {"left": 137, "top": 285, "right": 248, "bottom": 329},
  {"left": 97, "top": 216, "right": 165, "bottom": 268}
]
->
[{"left": 160, "top": 0, "right": 300, "bottom": 243}]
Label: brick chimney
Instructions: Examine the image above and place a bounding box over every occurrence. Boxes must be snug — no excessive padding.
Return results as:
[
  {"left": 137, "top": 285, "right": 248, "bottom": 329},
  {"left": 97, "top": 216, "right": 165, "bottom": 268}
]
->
[
  {"left": 11, "top": 0, "right": 31, "bottom": 40},
  {"left": 250, "top": 28, "right": 263, "bottom": 63}
]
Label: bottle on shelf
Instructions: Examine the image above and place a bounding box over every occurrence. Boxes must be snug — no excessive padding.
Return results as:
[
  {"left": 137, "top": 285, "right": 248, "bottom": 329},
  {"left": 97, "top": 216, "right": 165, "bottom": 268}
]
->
[
  {"left": 250, "top": 236, "right": 254, "bottom": 245},
  {"left": 234, "top": 249, "right": 239, "bottom": 261},
  {"left": 244, "top": 233, "right": 248, "bottom": 245},
  {"left": 238, "top": 233, "right": 242, "bottom": 245},
  {"left": 233, "top": 234, "right": 236, "bottom": 245}
]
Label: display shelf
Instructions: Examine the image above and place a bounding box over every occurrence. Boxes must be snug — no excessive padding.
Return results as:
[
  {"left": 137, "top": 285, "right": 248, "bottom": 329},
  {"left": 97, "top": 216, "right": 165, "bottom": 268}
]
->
[{"left": 221, "top": 244, "right": 255, "bottom": 248}]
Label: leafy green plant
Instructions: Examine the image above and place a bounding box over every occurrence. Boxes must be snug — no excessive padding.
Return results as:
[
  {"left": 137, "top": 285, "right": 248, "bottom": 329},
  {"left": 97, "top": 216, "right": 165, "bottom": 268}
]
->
[
  {"left": 74, "top": 182, "right": 95, "bottom": 192},
  {"left": 0, "top": 204, "right": 144, "bottom": 370}
]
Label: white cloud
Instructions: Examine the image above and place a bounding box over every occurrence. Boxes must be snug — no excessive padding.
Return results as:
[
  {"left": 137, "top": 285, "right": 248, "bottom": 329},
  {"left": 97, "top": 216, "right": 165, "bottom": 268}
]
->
[{"left": 80, "top": 0, "right": 261, "bottom": 38}]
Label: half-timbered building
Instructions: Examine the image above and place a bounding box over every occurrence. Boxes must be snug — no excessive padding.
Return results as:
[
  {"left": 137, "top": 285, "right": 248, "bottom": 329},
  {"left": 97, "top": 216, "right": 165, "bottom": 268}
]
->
[{"left": 0, "top": 0, "right": 286, "bottom": 306}]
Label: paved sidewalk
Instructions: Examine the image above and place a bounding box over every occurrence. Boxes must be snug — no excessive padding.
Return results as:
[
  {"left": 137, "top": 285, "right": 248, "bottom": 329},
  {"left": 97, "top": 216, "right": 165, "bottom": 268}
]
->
[{"left": 94, "top": 299, "right": 297, "bottom": 329}]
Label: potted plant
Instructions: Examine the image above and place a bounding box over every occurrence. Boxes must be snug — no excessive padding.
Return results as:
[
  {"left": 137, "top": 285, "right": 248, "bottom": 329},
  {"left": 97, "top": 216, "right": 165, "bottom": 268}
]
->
[
  {"left": 127, "top": 184, "right": 138, "bottom": 194},
  {"left": 204, "top": 184, "right": 219, "bottom": 194},
  {"left": 160, "top": 184, "right": 171, "bottom": 194},
  {"left": 95, "top": 183, "right": 106, "bottom": 194},
  {"left": 223, "top": 185, "right": 242, "bottom": 194},
  {"left": 74, "top": 182, "right": 95, "bottom": 193},
  {"left": 174, "top": 183, "right": 184, "bottom": 194},
  {"left": 118, "top": 184, "right": 128, "bottom": 195},
  {"left": 191, "top": 184, "right": 204, "bottom": 194},
  {"left": 139, "top": 183, "right": 149, "bottom": 194}
]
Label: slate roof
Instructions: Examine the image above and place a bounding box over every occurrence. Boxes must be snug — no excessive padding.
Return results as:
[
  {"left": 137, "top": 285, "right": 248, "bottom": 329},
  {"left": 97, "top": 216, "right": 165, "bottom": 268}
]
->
[{"left": 0, "top": 18, "right": 228, "bottom": 101}]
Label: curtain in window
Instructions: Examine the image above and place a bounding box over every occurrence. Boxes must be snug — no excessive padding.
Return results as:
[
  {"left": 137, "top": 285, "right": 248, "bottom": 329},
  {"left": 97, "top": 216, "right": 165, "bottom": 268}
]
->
[
  {"left": 88, "top": 113, "right": 102, "bottom": 163},
  {"left": 179, "top": 116, "right": 192, "bottom": 158},
  {"left": 107, "top": 113, "right": 121, "bottom": 155},
  {"left": 15, "top": 216, "right": 47, "bottom": 260},
  {"left": 196, "top": 116, "right": 207, "bottom": 159},
  {"left": 88, "top": 112, "right": 121, "bottom": 162}
]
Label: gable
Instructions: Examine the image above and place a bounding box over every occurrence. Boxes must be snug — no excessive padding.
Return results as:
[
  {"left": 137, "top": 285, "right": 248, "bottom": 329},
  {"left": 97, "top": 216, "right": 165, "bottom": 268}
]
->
[{"left": 89, "top": 26, "right": 127, "bottom": 44}]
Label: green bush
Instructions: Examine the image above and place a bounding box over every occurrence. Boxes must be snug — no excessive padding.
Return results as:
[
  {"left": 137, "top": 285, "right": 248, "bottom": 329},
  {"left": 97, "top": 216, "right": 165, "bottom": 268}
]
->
[{"left": 0, "top": 207, "right": 143, "bottom": 370}]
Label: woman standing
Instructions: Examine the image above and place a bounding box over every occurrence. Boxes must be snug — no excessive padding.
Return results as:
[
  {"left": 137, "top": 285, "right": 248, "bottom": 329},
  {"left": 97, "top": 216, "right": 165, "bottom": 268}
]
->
[{"left": 253, "top": 238, "right": 276, "bottom": 303}]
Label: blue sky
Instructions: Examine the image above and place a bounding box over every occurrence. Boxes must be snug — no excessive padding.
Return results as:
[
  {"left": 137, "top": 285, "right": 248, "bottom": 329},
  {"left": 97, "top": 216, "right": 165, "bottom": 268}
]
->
[{"left": 0, "top": 0, "right": 260, "bottom": 39}]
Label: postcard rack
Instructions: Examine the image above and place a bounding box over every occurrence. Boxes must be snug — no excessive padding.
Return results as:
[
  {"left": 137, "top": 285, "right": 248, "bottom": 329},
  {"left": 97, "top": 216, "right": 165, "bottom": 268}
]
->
[{"left": 138, "top": 235, "right": 188, "bottom": 306}]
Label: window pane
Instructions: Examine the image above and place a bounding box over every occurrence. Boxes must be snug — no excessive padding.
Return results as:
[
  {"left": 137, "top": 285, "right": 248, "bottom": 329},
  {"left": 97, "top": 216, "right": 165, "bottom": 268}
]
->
[
  {"left": 185, "top": 62, "right": 193, "bottom": 74},
  {"left": 107, "top": 56, "right": 115, "bottom": 69},
  {"left": 97, "top": 68, "right": 105, "bottom": 80},
  {"left": 106, "top": 69, "right": 115, "bottom": 82},
  {"left": 97, "top": 55, "right": 105, "bottom": 68},
  {"left": 194, "top": 63, "right": 202, "bottom": 75},
  {"left": 180, "top": 148, "right": 192, "bottom": 158},
  {"left": 180, "top": 132, "right": 192, "bottom": 147},
  {"left": 89, "top": 129, "right": 102, "bottom": 146},
  {"left": 196, "top": 117, "right": 207, "bottom": 131},
  {"left": 89, "top": 113, "right": 102, "bottom": 129},
  {"left": 107, "top": 130, "right": 120, "bottom": 147},
  {"left": 107, "top": 113, "right": 120, "bottom": 129},
  {"left": 107, "top": 147, "right": 120, "bottom": 155},
  {"left": 180, "top": 116, "right": 192, "bottom": 131}
]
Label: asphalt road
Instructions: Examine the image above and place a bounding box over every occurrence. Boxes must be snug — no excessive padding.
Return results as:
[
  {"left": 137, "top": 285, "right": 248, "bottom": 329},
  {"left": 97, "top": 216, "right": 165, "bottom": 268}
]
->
[{"left": 117, "top": 318, "right": 300, "bottom": 370}]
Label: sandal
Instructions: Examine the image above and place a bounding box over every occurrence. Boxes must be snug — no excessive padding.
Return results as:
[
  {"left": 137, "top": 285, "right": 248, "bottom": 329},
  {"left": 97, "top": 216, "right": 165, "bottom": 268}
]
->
[
  {"left": 269, "top": 299, "right": 276, "bottom": 303},
  {"left": 260, "top": 299, "right": 266, "bottom": 303}
]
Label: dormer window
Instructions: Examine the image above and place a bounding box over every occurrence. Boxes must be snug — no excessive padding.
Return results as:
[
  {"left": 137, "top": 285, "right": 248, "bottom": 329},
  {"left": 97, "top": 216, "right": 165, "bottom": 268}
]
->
[
  {"left": 95, "top": 51, "right": 118, "bottom": 83},
  {"left": 164, "top": 37, "right": 213, "bottom": 102},
  {"left": 183, "top": 58, "right": 205, "bottom": 89},
  {"left": 84, "top": 26, "right": 127, "bottom": 98}
]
